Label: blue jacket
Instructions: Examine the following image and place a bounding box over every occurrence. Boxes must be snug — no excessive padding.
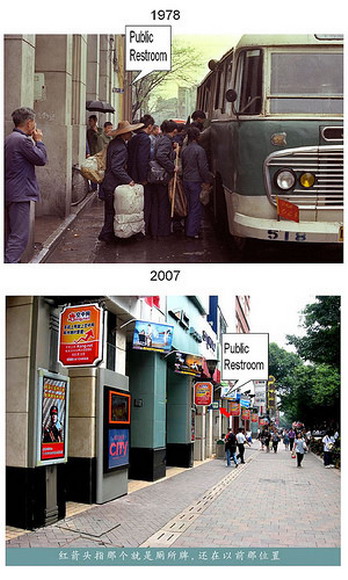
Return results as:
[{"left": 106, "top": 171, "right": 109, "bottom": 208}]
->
[
  {"left": 5, "top": 129, "right": 47, "bottom": 203},
  {"left": 127, "top": 131, "right": 151, "bottom": 183},
  {"left": 181, "top": 141, "right": 213, "bottom": 183},
  {"left": 102, "top": 137, "right": 133, "bottom": 193}
]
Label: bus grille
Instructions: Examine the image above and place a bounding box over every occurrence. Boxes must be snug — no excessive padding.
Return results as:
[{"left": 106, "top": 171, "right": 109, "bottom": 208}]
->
[{"left": 264, "top": 145, "right": 343, "bottom": 210}]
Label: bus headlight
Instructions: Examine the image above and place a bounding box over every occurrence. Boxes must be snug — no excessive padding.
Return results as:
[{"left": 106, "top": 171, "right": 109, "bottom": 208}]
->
[
  {"left": 299, "top": 172, "right": 315, "bottom": 188},
  {"left": 274, "top": 169, "right": 296, "bottom": 190}
]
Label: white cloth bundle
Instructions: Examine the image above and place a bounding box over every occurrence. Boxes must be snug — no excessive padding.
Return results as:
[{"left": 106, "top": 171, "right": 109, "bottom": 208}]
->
[{"left": 113, "top": 184, "right": 145, "bottom": 238}]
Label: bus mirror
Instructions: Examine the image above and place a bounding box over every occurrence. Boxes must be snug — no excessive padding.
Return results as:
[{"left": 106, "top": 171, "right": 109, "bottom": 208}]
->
[
  {"left": 208, "top": 59, "right": 219, "bottom": 71},
  {"left": 225, "top": 89, "right": 237, "bottom": 103}
]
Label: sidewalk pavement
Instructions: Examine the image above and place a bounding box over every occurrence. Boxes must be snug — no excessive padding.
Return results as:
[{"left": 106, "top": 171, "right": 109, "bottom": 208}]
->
[
  {"left": 6, "top": 446, "right": 340, "bottom": 550},
  {"left": 28, "top": 191, "right": 97, "bottom": 263}
]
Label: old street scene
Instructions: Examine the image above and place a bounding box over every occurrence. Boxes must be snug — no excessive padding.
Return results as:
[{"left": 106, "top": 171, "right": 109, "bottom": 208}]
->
[
  {"left": 4, "top": 34, "right": 343, "bottom": 264},
  {"left": 6, "top": 295, "right": 340, "bottom": 565}
]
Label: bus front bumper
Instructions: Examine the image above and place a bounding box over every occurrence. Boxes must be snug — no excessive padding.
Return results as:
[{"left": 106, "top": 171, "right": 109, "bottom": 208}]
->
[{"left": 233, "top": 213, "right": 343, "bottom": 244}]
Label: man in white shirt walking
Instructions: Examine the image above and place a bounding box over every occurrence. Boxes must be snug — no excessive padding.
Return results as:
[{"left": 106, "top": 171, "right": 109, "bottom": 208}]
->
[{"left": 236, "top": 428, "right": 251, "bottom": 464}]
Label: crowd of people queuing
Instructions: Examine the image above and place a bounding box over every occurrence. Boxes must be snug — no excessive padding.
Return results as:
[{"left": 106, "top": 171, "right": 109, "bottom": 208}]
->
[
  {"left": 4, "top": 106, "right": 212, "bottom": 262},
  {"left": 224, "top": 422, "right": 339, "bottom": 470},
  {"left": 86, "top": 110, "right": 213, "bottom": 245}
]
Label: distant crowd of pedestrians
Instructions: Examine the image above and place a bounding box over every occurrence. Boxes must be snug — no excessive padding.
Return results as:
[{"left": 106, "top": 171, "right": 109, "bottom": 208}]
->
[{"left": 223, "top": 423, "right": 339, "bottom": 470}]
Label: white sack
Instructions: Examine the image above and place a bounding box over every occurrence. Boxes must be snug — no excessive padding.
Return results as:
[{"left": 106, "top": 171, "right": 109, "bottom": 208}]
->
[{"left": 113, "top": 184, "right": 145, "bottom": 238}]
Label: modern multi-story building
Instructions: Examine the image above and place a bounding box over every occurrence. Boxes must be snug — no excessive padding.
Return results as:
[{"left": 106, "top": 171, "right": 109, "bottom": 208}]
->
[{"left": 6, "top": 294, "right": 250, "bottom": 530}]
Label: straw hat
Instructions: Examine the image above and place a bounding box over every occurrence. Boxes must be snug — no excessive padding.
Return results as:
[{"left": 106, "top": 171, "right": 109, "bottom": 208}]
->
[{"left": 111, "top": 120, "right": 144, "bottom": 137}]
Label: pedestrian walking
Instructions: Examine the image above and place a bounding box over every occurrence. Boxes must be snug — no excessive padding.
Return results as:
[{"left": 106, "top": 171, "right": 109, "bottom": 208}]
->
[
  {"left": 322, "top": 430, "right": 336, "bottom": 468},
  {"left": 283, "top": 430, "right": 290, "bottom": 450},
  {"left": 181, "top": 126, "right": 213, "bottom": 239},
  {"left": 271, "top": 430, "right": 280, "bottom": 453},
  {"left": 263, "top": 429, "right": 271, "bottom": 453},
  {"left": 98, "top": 120, "right": 143, "bottom": 243},
  {"left": 293, "top": 432, "right": 307, "bottom": 468},
  {"left": 150, "top": 120, "right": 178, "bottom": 239},
  {"left": 236, "top": 428, "right": 251, "bottom": 464},
  {"left": 288, "top": 428, "right": 296, "bottom": 452},
  {"left": 127, "top": 115, "right": 155, "bottom": 236},
  {"left": 224, "top": 429, "right": 238, "bottom": 468},
  {"left": 5, "top": 107, "right": 48, "bottom": 263}
]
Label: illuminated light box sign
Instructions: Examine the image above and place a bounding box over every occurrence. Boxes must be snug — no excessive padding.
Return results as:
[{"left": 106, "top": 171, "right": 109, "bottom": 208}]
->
[
  {"left": 108, "top": 429, "right": 129, "bottom": 470},
  {"left": 58, "top": 304, "right": 104, "bottom": 367},
  {"left": 104, "top": 387, "right": 131, "bottom": 473},
  {"left": 194, "top": 382, "right": 213, "bottom": 406},
  {"left": 109, "top": 389, "right": 131, "bottom": 425},
  {"left": 36, "top": 369, "right": 69, "bottom": 466},
  {"left": 174, "top": 352, "right": 203, "bottom": 377},
  {"left": 132, "top": 320, "right": 174, "bottom": 353}
]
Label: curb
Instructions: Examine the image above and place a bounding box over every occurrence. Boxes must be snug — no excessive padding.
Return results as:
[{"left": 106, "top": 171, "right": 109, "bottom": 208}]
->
[{"left": 29, "top": 192, "right": 97, "bottom": 263}]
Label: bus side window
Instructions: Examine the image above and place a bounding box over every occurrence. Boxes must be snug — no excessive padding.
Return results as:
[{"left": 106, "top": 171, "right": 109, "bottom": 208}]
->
[{"left": 235, "top": 49, "right": 263, "bottom": 115}]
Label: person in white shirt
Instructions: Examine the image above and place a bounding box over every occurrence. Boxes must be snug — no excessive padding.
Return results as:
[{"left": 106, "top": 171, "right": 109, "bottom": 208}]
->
[
  {"left": 322, "top": 430, "right": 336, "bottom": 468},
  {"left": 236, "top": 428, "right": 251, "bottom": 464}
]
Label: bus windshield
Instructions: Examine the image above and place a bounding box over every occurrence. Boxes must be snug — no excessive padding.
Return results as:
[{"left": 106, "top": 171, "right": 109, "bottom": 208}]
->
[{"left": 269, "top": 52, "right": 343, "bottom": 114}]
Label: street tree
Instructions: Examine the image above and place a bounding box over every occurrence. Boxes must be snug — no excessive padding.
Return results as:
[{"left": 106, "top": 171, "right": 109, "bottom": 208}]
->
[
  {"left": 286, "top": 296, "right": 340, "bottom": 369},
  {"left": 131, "top": 40, "right": 204, "bottom": 119}
]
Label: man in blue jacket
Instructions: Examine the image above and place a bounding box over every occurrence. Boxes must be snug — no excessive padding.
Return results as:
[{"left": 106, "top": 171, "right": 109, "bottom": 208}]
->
[{"left": 5, "top": 107, "right": 48, "bottom": 263}]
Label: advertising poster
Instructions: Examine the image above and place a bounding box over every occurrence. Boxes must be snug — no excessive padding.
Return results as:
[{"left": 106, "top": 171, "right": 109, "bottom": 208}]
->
[
  {"left": 174, "top": 352, "right": 203, "bottom": 376},
  {"left": 132, "top": 320, "right": 174, "bottom": 352},
  {"left": 104, "top": 386, "right": 131, "bottom": 472},
  {"left": 58, "top": 303, "right": 104, "bottom": 367},
  {"left": 241, "top": 408, "right": 251, "bottom": 421},
  {"left": 229, "top": 401, "right": 241, "bottom": 416},
  {"left": 108, "top": 429, "right": 130, "bottom": 470},
  {"left": 194, "top": 382, "right": 213, "bottom": 406},
  {"left": 109, "top": 389, "right": 131, "bottom": 425},
  {"left": 37, "top": 369, "right": 69, "bottom": 465}
]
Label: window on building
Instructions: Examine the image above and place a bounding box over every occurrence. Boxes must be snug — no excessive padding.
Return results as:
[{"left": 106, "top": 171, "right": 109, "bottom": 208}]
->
[{"left": 106, "top": 311, "right": 117, "bottom": 371}]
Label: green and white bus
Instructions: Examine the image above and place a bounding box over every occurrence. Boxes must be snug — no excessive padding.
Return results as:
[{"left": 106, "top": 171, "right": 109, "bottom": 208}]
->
[{"left": 196, "top": 35, "right": 343, "bottom": 252}]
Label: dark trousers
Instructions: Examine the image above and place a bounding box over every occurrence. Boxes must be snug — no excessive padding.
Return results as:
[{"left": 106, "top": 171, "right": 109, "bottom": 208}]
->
[
  {"left": 183, "top": 180, "right": 202, "bottom": 237},
  {"left": 324, "top": 451, "right": 334, "bottom": 466},
  {"left": 5, "top": 201, "right": 31, "bottom": 263},
  {"left": 150, "top": 183, "right": 171, "bottom": 237},
  {"left": 237, "top": 444, "right": 245, "bottom": 463},
  {"left": 296, "top": 452, "right": 304, "bottom": 467},
  {"left": 98, "top": 189, "right": 115, "bottom": 240}
]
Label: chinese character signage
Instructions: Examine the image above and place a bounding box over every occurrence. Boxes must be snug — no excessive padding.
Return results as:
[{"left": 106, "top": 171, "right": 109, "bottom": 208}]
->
[
  {"left": 229, "top": 401, "right": 241, "bottom": 416},
  {"left": 132, "top": 320, "right": 174, "bottom": 353},
  {"left": 194, "top": 382, "right": 213, "bottom": 406},
  {"left": 58, "top": 304, "right": 104, "bottom": 367},
  {"left": 241, "top": 407, "right": 251, "bottom": 421},
  {"left": 36, "top": 369, "right": 69, "bottom": 466}
]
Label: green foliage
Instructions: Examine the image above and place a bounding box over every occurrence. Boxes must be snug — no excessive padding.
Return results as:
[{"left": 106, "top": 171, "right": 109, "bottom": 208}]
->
[{"left": 286, "top": 296, "right": 340, "bottom": 369}]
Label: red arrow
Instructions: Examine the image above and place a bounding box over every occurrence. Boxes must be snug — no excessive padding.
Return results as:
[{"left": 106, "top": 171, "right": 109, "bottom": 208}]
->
[
  {"left": 76, "top": 329, "right": 95, "bottom": 342},
  {"left": 220, "top": 408, "right": 231, "bottom": 417}
]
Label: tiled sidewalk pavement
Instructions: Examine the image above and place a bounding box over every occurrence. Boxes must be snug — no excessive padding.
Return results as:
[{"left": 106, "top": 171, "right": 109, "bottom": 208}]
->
[
  {"left": 6, "top": 456, "right": 247, "bottom": 549},
  {"left": 6, "top": 447, "right": 339, "bottom": 550},
  {"left": 169, "top": 448, "right": 340, "bottom": 549}
]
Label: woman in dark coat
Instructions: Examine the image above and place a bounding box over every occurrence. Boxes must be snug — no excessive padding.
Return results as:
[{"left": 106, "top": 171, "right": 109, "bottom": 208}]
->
[
  {"left": 151, "top": 119, "right": 178, "bottom": 238},
  {"left": 181, "top": 126, "right": 213, "bottom": 239}
]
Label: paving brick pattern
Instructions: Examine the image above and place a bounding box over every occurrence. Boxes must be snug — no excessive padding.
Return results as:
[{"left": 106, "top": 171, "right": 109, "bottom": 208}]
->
[{"left": 6, "top": 446, "right": 340, "bottom": 549}]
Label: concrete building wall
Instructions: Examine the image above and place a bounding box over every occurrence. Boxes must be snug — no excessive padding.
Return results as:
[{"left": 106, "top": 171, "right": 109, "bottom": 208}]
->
[{"left": 6, "top": 296, "right": 35, "bottom": 468}]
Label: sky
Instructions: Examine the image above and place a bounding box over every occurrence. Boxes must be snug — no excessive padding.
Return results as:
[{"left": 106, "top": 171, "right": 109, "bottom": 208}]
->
[{"left": 249, "top": 294, "right": 314, "bottom": 350}]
